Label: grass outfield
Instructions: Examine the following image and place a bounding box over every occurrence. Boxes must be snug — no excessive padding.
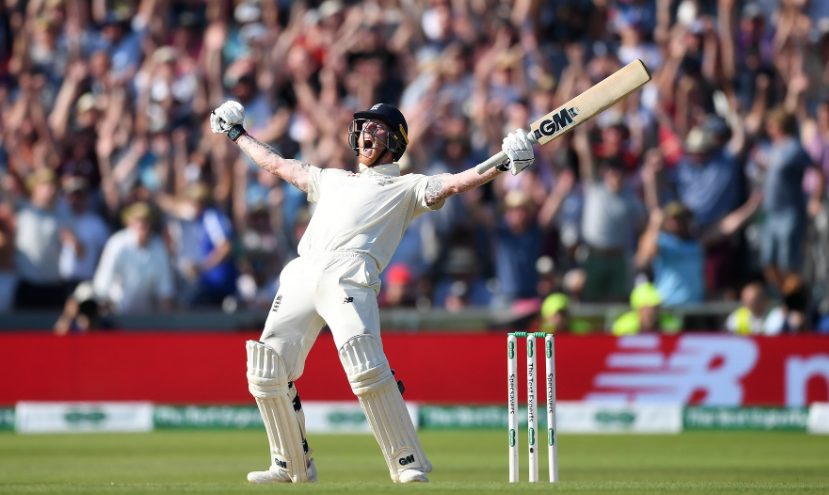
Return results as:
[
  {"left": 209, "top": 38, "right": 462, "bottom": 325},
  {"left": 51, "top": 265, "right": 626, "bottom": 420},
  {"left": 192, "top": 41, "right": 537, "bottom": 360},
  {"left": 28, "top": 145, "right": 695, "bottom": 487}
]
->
[{"left": 1, "top": 430, "right": 827, "bottom": 494}]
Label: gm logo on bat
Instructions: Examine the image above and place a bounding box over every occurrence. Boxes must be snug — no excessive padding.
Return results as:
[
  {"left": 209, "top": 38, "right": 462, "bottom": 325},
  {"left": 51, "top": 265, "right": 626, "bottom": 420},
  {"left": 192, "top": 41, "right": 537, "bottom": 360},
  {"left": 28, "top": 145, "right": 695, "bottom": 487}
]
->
[{"left": 534, "top": 107, "right": 579, "bottom": 139}]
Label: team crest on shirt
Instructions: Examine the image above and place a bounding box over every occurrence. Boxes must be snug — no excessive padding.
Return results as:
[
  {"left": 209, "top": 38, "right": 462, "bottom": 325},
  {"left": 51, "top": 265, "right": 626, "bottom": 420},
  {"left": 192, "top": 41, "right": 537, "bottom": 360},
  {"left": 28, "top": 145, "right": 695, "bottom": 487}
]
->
[{"left": 374, "top": 177, "right": 393, "bottom": 186}]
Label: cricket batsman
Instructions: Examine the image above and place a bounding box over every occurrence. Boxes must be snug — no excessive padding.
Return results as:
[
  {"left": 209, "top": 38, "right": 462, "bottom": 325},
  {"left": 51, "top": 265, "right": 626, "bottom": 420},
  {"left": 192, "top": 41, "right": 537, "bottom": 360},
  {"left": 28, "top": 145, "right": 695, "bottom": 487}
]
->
[{"left": 210, "top": 101, "right": 535, "bottom": 483}]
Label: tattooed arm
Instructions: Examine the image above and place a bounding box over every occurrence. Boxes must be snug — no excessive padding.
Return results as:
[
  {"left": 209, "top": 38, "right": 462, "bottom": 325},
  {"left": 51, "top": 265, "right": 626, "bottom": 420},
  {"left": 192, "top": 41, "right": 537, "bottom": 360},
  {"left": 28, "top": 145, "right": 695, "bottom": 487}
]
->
[
  {"left": 236, "top": 134, "right": 311, "bottom": 192},
  {"left": 424, "top": 165, "right": 502, "bottom": 206}
]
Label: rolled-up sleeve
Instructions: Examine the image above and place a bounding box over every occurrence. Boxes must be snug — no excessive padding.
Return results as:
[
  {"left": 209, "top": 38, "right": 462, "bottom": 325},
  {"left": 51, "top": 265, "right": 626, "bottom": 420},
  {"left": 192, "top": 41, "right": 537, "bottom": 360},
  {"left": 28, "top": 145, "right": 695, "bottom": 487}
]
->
[{"left": 412, "top": 174, "right": 445, "bottom": 216}]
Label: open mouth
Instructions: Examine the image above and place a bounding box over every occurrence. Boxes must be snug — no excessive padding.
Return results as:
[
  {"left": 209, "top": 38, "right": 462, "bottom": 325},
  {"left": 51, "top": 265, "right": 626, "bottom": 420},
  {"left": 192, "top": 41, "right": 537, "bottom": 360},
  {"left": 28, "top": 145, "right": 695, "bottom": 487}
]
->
[{"left": 361, "top": 139, "right": 374, "bottom": 158}]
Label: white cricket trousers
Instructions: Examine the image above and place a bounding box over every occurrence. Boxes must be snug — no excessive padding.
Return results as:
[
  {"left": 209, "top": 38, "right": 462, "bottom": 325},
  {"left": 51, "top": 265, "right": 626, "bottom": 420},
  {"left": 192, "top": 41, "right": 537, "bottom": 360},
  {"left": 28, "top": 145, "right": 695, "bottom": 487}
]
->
[{"left": 258, "top": 251, "right": 382, "bottom": 381}]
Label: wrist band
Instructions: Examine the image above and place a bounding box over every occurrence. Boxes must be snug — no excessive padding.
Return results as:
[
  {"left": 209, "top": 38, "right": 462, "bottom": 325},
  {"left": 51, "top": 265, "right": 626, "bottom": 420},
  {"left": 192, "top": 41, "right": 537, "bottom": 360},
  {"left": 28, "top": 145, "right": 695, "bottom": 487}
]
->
[{"left": 227, "top": 124, "right": 247, "bottom": 143}]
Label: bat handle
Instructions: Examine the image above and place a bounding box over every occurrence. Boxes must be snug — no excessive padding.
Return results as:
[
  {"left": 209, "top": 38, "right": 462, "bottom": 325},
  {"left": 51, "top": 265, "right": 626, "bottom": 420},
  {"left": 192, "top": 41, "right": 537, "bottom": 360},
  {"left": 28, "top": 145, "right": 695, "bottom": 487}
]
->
[
  {"left": 474, "top": 130, "right": 538, "bottom": 175},
  {"left": 474, "top": 152, "right": 508, "bottom": 175}
]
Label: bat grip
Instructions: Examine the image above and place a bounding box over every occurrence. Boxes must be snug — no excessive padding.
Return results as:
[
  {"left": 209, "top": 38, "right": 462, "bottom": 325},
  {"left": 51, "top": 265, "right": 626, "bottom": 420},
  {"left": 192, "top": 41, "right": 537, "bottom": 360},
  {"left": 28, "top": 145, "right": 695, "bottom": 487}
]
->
[
  {"left": 474, "top": 152, "right": 508, "bottom": 175},
  {"left": 474, "top": 131, "right": 538, "bottom": 175}
]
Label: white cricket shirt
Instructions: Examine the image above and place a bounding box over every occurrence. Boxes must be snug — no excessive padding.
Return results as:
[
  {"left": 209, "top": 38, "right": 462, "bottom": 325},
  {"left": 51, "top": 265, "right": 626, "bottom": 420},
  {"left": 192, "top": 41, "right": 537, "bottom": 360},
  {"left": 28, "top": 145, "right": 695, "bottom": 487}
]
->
[
  {"left": 92, "top": 229, "right": 175, "bottom": 313},
  {"left": 299, "top": 162, "right": 444, "bottom": 272}
]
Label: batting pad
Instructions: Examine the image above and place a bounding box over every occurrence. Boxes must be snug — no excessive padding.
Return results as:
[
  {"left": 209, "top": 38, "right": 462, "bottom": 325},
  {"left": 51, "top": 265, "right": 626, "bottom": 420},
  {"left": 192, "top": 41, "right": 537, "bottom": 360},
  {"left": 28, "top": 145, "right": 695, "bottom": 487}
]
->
[
  {"left": 246, "top": 340, "right": 308, "bottom": 483},
  {"left": 339, "top": 335, "right": 428, "bottom": 482}
]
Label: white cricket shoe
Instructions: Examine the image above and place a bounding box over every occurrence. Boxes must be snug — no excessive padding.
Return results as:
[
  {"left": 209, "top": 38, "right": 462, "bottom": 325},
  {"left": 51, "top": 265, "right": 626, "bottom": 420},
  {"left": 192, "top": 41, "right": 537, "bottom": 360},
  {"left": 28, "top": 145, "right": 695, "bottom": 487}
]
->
[
  {"left": 397, "top": 469, "right": 429, "bottom": 483},
  {"left": 247, "top": 458, "right": 318, "bottom": 483}
]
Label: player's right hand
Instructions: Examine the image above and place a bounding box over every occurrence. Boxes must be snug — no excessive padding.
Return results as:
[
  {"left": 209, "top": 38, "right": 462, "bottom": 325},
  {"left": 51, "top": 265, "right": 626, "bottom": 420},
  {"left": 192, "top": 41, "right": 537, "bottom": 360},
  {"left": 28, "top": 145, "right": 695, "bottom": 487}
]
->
[{"left": 210, "top": 101, "right": 245, "bottom": 134}]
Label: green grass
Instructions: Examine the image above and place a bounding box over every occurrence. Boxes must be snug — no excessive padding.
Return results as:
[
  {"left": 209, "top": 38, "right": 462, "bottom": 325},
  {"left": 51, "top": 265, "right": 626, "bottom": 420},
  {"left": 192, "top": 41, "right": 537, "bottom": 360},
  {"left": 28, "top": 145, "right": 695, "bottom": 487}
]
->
[{"left": 0, "top": 430, "right": 827, "bottom": 494}]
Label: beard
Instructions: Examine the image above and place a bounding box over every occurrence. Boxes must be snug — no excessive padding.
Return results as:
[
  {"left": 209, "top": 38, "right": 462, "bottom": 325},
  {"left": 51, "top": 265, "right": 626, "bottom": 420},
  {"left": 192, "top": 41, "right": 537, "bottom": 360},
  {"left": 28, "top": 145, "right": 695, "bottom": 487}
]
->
[{"left": 358, "top": 146, "right": 385, "bottom": 166}]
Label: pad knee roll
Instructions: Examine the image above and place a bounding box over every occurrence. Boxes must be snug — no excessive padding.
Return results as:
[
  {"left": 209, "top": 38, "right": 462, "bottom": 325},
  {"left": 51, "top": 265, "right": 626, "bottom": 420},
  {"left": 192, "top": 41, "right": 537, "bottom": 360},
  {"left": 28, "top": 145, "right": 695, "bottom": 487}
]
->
[
  {"left": 246, "top": 340, "right": 308, "bottom": 482},
  {"left": 339, "top": 335, "right": 428, "bottom": 482},
  {"left": 339, "top": 334, "right": 395, "bottom": 395}
]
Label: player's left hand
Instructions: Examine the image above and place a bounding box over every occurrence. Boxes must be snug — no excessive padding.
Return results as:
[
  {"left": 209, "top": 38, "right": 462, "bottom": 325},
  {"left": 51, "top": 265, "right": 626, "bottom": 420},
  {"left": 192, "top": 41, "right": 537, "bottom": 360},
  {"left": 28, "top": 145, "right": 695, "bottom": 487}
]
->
[{"left": 502, "top": 128, "right": 534, "bottom": 176}]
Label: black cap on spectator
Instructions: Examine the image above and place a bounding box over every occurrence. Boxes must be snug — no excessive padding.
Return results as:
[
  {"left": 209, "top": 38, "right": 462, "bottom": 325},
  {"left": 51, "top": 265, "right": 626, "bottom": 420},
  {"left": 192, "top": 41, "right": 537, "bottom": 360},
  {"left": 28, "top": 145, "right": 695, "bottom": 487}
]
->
[{"left": 703, "top": 115, "right": 729, "bottom": 138}]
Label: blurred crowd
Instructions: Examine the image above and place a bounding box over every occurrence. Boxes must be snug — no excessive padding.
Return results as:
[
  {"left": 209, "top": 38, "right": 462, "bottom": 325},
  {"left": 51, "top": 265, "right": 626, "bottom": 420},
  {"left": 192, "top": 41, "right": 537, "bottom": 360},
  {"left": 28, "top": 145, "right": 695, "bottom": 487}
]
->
[{"left": 1, "top": 0, "right": 829, "bottom": 334}]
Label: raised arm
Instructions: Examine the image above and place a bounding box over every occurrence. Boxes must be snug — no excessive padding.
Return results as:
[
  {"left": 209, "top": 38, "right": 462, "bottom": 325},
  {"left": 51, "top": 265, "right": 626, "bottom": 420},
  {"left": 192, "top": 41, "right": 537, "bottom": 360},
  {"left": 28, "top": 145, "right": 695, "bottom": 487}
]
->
[
  {"left": 700, "top": 191, "right": 762, "bottom": 247},
  {"left": 210, "top": 101, "right": 311, "bottom": 192},
  {"left": 635, "top": 208, "right": 664, "bottom": 268},
  {"left": 236, "top": 134, "right": 311, "bottom": 193},
  {"left": 424, "top": 166, "right": 502, "bottom": 206},
  {"left": 424, "top": 128, "right": 536, "bottom": 206}
]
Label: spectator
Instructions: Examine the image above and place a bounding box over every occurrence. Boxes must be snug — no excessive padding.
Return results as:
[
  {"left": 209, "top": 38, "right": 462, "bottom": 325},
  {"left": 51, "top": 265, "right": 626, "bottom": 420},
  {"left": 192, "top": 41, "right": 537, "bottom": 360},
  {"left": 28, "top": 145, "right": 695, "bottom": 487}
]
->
[
  {"left": 540, "top": 293, "right": 568, "bottom": 333},
  {"left": 88, "top": 11, "right": 147, "bottom": 82},
  {"left": 433, "top": 246, "right": 491, "bottom": 310},
  {"left": 800, "top": 99, "right": 829, "bottom": 204},
  {"left": 818, "top": 303, "right": 829, "bottom": 334},
  {"left": 237, "top": 205, "right": 284, "bottom": 309},
  {"left": 763, "top": 274, "right": 811, "bottom": 334},
  {"left": 672, "top": 121, "right": 748, "bottom": 293},
  {"left": 0, "top": 0, "right": 827, "bottom": 328},
  {"left": 493, "top": 191, "right": 541, "bottom": 307},
  {"left": 725, "top": 280, "right": 776, "bottom": 335},
  {"left": 0, "top": 195, "right": 14, "bottom": 312},
  {"left": 758, "top": 108, "right": 825, "bottom": 292},
  {"left": 379, "top": 263, "right": 417, "bottom": 308},
  {"left": 93, "top": 202, "right": 174, "bottom": 314},
  {"left": 178, "top": 183, "right": 238, "bottom": 307},
  {"left": 636, "top": 194, "right": 762, "bottom": 306},
  {"left": 58, "top": 177, "right": 109, "bottom": 287},
  {"left": 575, "top": 128, "right": 644, "bottom": 302},
  {"left": 14, "top": 169, "right": 81, "bottom": 309},
  {"left": 612, "top": 283, "right": 682, "bottom": 336}
]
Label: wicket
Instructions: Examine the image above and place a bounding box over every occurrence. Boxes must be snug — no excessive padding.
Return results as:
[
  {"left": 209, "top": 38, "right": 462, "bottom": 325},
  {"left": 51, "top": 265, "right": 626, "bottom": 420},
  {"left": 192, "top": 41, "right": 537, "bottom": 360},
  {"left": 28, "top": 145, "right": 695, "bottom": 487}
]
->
[{"left": 508, "top": 331, "right": 558, "bottom": 483}]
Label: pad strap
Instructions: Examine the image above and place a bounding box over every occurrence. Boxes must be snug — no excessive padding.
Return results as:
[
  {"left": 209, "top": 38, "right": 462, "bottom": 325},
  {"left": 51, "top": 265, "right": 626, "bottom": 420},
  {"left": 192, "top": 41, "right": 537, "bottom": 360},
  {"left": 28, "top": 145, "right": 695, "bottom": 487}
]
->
[
  {"left": 246, "top": 340, "right": 308, "bottom": 482},
  {"left": 339, "top": 336, "right": 428, "bottom": 482}
]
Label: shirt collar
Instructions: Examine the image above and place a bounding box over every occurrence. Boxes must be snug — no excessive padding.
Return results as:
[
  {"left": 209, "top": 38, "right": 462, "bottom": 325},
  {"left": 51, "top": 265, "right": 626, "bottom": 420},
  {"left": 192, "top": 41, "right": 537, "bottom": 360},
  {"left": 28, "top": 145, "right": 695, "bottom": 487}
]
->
[{"left": 358, "top": 162, "right": 401, "bottom": 177}]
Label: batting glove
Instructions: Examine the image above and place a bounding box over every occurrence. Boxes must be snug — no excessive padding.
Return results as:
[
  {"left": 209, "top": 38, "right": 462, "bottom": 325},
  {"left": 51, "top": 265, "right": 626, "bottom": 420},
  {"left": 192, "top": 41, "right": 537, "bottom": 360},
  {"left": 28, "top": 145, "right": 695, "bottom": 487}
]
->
[
  {"left": 501, "top": 128, "right": 535, "bottom": 176},
  {"left": 210, "top": 101, "right": 247, "bottom": 142}
]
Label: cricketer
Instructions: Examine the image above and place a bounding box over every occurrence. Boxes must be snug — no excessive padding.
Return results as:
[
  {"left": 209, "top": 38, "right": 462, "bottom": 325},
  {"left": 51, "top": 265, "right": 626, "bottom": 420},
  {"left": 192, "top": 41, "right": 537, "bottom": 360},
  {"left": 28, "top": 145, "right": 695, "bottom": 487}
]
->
[{"left": 210, "top": 100, "right": 534, "bottom": 483}]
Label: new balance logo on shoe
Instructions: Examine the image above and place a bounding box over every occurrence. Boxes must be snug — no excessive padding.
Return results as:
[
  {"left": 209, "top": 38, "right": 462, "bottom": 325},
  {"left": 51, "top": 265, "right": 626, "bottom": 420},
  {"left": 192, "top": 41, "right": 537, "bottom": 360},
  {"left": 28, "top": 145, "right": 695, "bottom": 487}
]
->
[
  {"left": 343, "top": 297, "right": 354, "bottom": 304},
  {"left": 398, "top": 454, "right": 416, "bottom": 466}
]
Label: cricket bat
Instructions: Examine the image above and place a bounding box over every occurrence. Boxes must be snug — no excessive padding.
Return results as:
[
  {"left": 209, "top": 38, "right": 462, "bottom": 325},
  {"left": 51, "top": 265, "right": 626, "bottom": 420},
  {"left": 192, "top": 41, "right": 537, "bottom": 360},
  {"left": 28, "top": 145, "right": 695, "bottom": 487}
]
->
[{"left": 475, "top": 59, "right": 652, "bottom": 174}]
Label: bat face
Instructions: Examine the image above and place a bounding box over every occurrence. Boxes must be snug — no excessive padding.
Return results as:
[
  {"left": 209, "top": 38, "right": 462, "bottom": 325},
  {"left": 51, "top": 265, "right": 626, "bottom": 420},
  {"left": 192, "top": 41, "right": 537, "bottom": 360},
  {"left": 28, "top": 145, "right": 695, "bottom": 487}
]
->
[{"left": 528, "top": 59, "right": 651, "bottom": 146}]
